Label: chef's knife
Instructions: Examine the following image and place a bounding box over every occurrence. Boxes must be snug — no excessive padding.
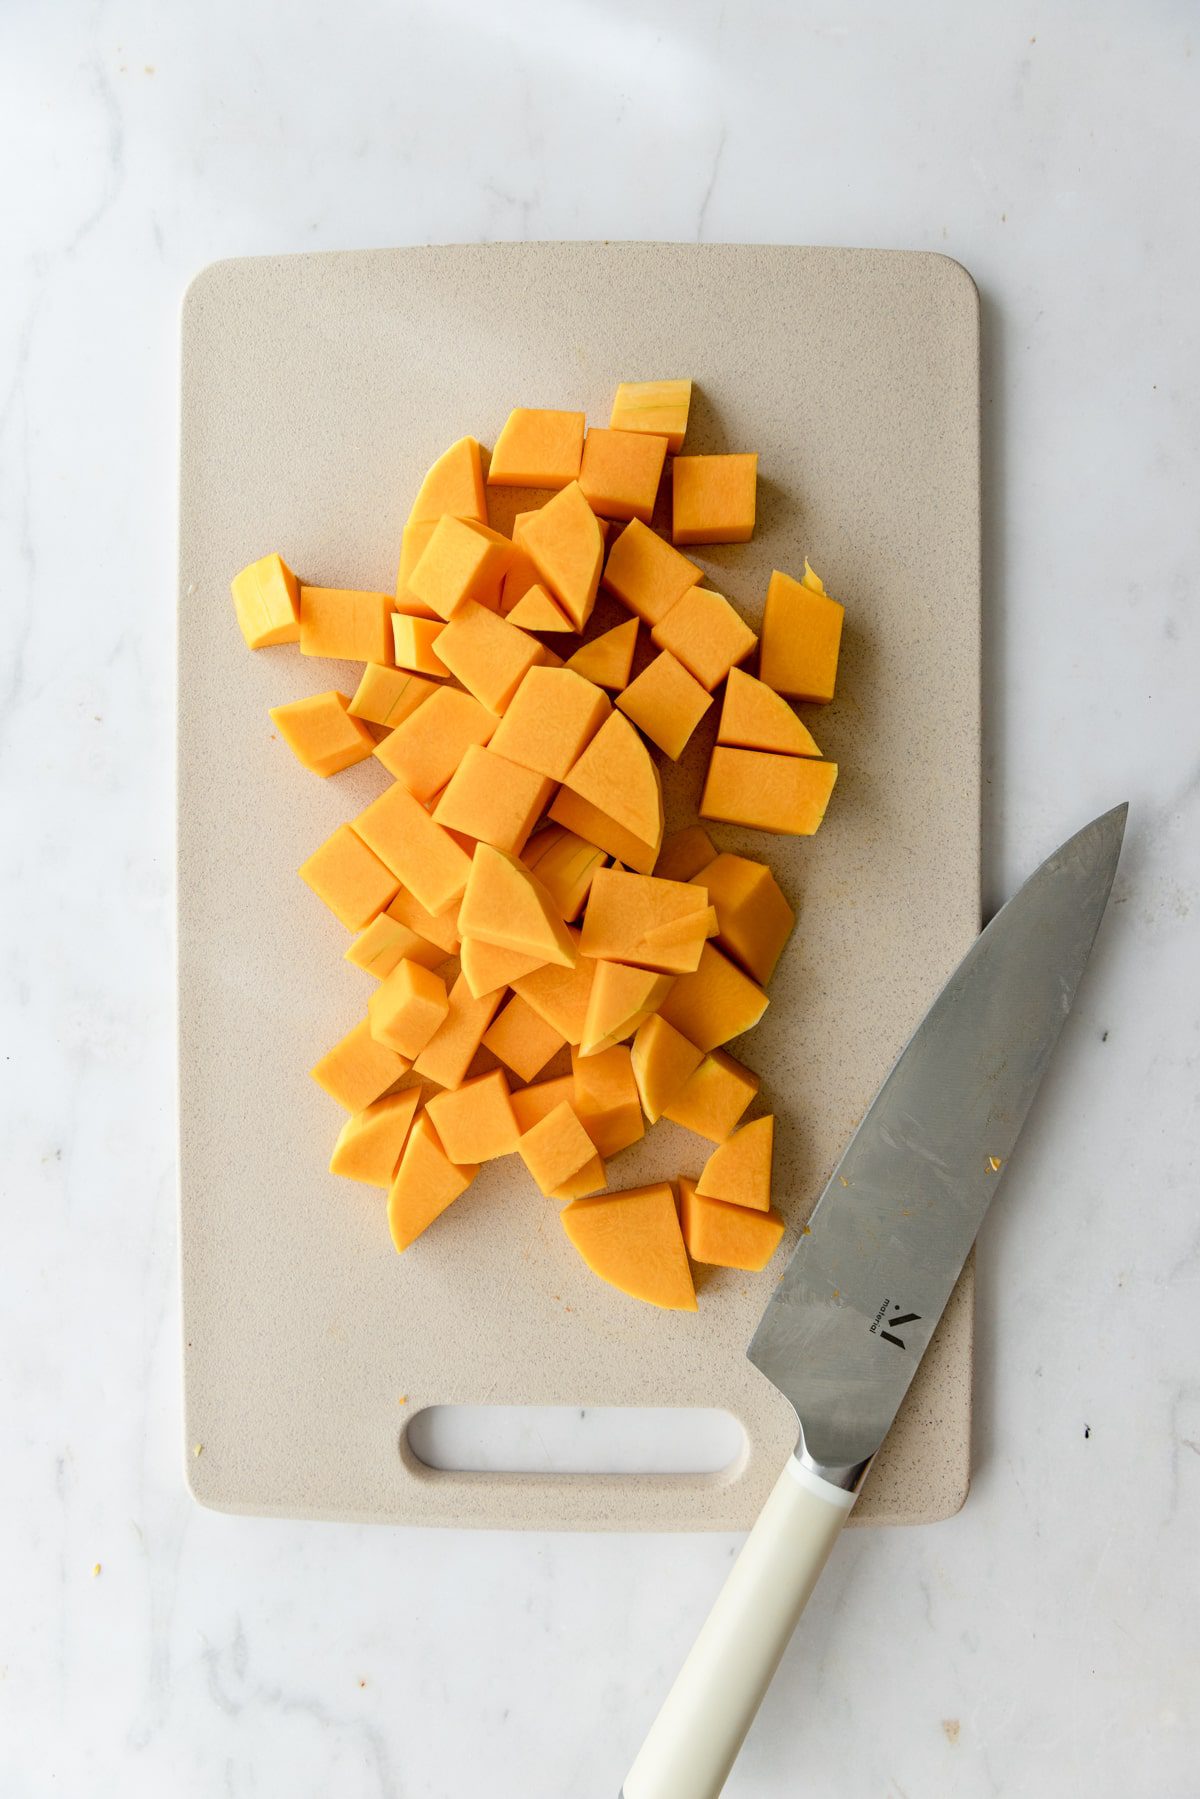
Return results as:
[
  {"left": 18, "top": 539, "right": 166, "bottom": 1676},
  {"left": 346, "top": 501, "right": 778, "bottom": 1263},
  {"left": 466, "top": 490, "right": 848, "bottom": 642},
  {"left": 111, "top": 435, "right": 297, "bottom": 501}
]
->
[{"left": 622, "top": 803, "right": 1127, "bottom": 1799}]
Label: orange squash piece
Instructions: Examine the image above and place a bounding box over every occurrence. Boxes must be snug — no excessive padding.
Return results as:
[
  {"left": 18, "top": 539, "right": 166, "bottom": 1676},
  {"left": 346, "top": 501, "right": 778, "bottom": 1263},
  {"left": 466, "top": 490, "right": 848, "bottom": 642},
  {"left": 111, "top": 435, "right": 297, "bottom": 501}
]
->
[
  {"left": 511, "top": 931, "right": 598, "bottom": 1045},
  {"left": 349, "top": 664, "right": 440, "bottom": 730},
  {"left": 432, "top": 746, "right": 554, "bottom": 855},
  {"left": 655, "top": 824, "right": 717, "bottom": 883},
  {"left": 367, "top": 957, "right": 450, "bottom": 1058},
  {"left": 489, "top": 666, "right": 610, "bottom": 781},
  {"left": 553, "top": 710, "right": 664, "bottom": 875},
  {"left": 459, "top": 936, "right": 547, "bottom": 1000},
  {"left": 578, "top": 427, "right": 668, "bottom": 523},
  {"left": 391, "top": 613, "right": 451, "bottom": 677},
  {"left": 700, "top": 747, "right": 838, "bottom": 836},
  {"left": 616, "top": 650, "right": 713, "bottom": 759},
  {"left": 231, "top": 552, "right": 301, "bottom": 649},
  {"left": 425, "top": 1068, "right": 519, "bottom": 1164},
  {"left": 345, "top": 912, "right": 449, "bottom": 978},
  {"left": 517, "top": 481, "right": 604, "bottom": 631},
  {"left": 488, "top": 407, "right": 585, "bottom": 489},
  {"left": 374, "top": 685, "right": 497, "bottom": 802},
  {"left": 482, "top": 992, "right": 566, "bottom": 1083},
  {"left": 394, "top": 521, "right": 443, "bottom": 619},
  {"left": 651, "top": 586, "right": 757, "bottom": 692},
  {"left": 270, "top": 690, "right": 376, "bottom": 778},
  {"left": 386, "top": 887, "right": 460, "bottom": 956},
  {"left": 580, "top": 960, "right": 675, "bottom": 1057},
  {"left": 521, "top": 826, "right": 607, "bottom": 922},
  {"left": 718, "top": 668, "right": 822, "bottom": 757},
  {"left": 299, "top": 824, "right": 399, "bottom": 930},
  {"left": 678, "top": 1175, "right": 785, "bottom": 1272},
  {"left": 433, "top": 600, "right": 543, "bottom": 713},
  {"left": 458, "top": 844, "right": 578, "bottom": 969},
  {"left": 504, "top": 582, "right": 573, "bottom": 632},
  {"left": 693, "top": 852, "right": 796, "bottom": 984},
  {"left": 408, "top": 516, "right": 513, "bottom": 621},
  {"left": 299, "top": 586, "right": 394, "bottom": 663},
  {"left": 353, "top": 782, "right": 473, "bottom": 916},
  {"left": 407, "top": 436, "right": 487, "bottom": 526},
  {"left": 571, "top": 1044, "right": 644, "bottom": 1158},
  {"left": 609, "top": 379, "right": 692, "bottom": 454},
  {"left": 630, "top": 1014, "right": 704, "bottom": 1123},
  {"left": 758, "top": 565, "right": 844, "bottom": 703},
  {"left": 602, "top": 519, "right": 700, "bottom": 626},
  {"left": 518, "top": 1099, "right": 598, "bottom": 1197},
  {"left": 564, "top": 618, "right": 639, "bottom": 692},
  {"left": 330, "top": 1087, "right": 423, "bottom": 1187},
  {"left": 510, "top": 1074, "right": 576, "bottom": 1134},
  {"left": 658, "top": 941, "right": 767, "bottom": 1052},
  {"left": 561, "top": 1183, "right": 696, "bottom": 1310},
  {"left": 411, "top": 971, "right": 503, "bottom": 1090},
  {"left": 549, "top": 789, "right": 658, "bottom": 876},
  {"left": 580, "top": 867, "right": 713, "bottom": 974},
  {"left": 642, "top": 905, "right": 718, "bottom": 950},
  {"left": 550, "top": 1152, "right": 607, "bottom": 1201},
  {"left": 695, "top": 1115, "right": 774, "bottom": 1212},
  {"left": 671, "top": 453, "right": 758, "bottom": 545},
  {"left": 387, "top": 1113, "right": 479, "bottom": 1252},
  {"left": 661, "top": 1049, "right": 759, "bottom": 1141},
  {"left": 311, "top": 1017, "right": 410, "bottom": 1113}
]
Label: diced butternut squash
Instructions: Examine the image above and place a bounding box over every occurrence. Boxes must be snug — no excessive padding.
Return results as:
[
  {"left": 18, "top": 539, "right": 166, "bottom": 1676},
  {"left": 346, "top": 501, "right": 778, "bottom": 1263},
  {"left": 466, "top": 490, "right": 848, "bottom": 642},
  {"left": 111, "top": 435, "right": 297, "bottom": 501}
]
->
[
  {"left": 459, "top": 936, "right": 548, "bottom": 999},
  {"left": 433, "top": 599, "right": 543, "bottom": 713},
  {"left": 661, "top": 1049, "right": 759, "bottom": 1142},
  {"left": 510, "top": 1074, "right": 577, "bottom": 1134},
  {"left": 432, "top": 745, "right": 553, "bottom": 855},
  {"left": 521, "top": 826, "right": 607, "bottom": 922},
  {"left": 550, "top": 1152, "right": 607, "bottom": 1201},
  {"left": 353, "top": 781, "right": 473, "bottom": 915},
  {"left": 630, "top": 1014, "right": 704, "bottom": 1123},
  {"left": 609, "top": 379, "right": 692, "bottom": 454},
  {"left": 299, "top": 823, "right": 400, "bottom": 930},
  {"left": 518, "top": 1100, "right": 598, "bottom": 1197},
  {"left": 407, "top": 436, "right": 487, "bottom": 526},
  {"left": 270, "top": 690, "right": 376, "bottom": 778},
  {"left": 693, "top": 852, "right": 795, "bottom": 984},
  {"left": 407, "top": 516, "right": 513, "bottom": 621},
  {"left": 695, "top": 1115, "right": 774, "bottom": 1212},
  {"left": 482, "top": 992, "right": 566, "bottom": 1082},
  {"left": 678, "top": 1175, "right": 785, "bottom": 1272},
  {"left": 488, "top": 666, "right": 611, "bottom": 782},
  {"left": 329, "top": 1087, "right": 422, "bottom": 1187},
  {"left": 700, "top": 747, "right": 838, "bottom": 835},
  {"left": 560, "top": 1183, "right": 696, "bottom": 1310},
  {"left": 411, "top": 971, "right": 503, "bottom": 1090},
  {"left": 368, "top": 958, "right": 450, "bottom": 1057},
  {"left": 488, "top": 408, "right": 586, "bottom": 489},
  {"left": 374, "top": 685, "right": 497, "bottom": 802},
  {"left": 345, "top": 912, "right": 449, "bottom": 978},
  {"left": 671, "top": 453, "right": 757, "bottom": 545},
  {"left": 580, "top": 960, "right": 675, "bottom": 1057},
  {"left": 458, "top": 844, "right": 578, "bottom": 969},
  {"left": 386, "top": 887, "right": 461, "bottom": 956},
  {"left": 519, "top": 481, "right": 604, "bottom": 630},
  {"left": 387, "top": 1113, "right": 479, "bottom": 1252},
  {"left": 311, "top": 1017, "right": 410, "bottom": 1112},
  {"left": 655, "top": 824, "right": 717, "bottom": 883},
  {"left": 758, "top": 566, "right": 844, "bottom": 703},
  {"left": 651, "top": 586, "right": 757, "bottom": 692},
  {"left": 553, "top": 710, "right": 664, "bottom": 875},
  {"left": 571, "top": 1044, "right": 644, "bottom": 1158},
  {"left": 391, "top": 613, "right": 451, "bottom": 677},
  {"left": 549, "top": 788, "right": 658, "bottom": 878},
  {"left": 616, "top": 650, "right": 713, "bottom": 759},
  {"left": 231, "top": 552, "right": 301, "bottom": 649},
  {"left": 564, "top": 618, "right": 639, "bottom": 691},
  {"left": 425, "top": 1068, "right": 519, "bottom": 1163},
  {"left": 349, "top": 664, "right": 440, "bottom": 730},
  {"left": 512, "top": 933, "right": 597, "bottom": 1045},
  {"left": 299, "top": 587, "right": 394, "bottom": 663},
  {"left": 718, "top": 668, "right": 821, "bottom": 757},
  {"left": 578, "top": 427, "right": 668, "bottom": 523},
  {"left": 504, "top": 582, "right": 573, "bottom": 632},
  {"left": 602, "top": 519, "right": 699, "bottom": 626},
  {"left": 580, "top": 867, "right": 713, "bottom": 974},
  {"left": 394, "top": 520, "right": 441, "bottom": 618},
  {"left": 658, "top": 941, "right": 768, "bottom": 1051}
]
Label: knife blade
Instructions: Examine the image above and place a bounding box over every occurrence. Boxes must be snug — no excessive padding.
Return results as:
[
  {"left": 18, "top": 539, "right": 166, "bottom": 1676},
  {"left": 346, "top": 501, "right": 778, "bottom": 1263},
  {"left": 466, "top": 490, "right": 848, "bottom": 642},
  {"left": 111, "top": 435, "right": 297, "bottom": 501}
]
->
[{"left": 622, "top": 803, "right": 1126, "bottom": 1799}]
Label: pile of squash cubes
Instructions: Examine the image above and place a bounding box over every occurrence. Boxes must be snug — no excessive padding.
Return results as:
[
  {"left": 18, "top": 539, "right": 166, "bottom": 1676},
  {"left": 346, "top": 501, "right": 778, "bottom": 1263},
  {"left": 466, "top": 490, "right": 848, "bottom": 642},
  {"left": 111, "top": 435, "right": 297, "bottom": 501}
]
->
[{"left": 230, "top": 380, "right": 843, "bottom": 1311}]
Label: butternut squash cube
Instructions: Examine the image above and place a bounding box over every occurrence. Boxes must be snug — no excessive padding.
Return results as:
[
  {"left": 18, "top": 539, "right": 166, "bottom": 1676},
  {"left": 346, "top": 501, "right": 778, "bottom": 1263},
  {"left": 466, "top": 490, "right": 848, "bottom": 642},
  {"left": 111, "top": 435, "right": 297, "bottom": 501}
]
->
[
  {"left": 521, "top": 826, "right": 607, "bottom": 922},
  {"left": 407, "top": 436, "right": 487, "bottom": 526},
  {"left": 432, "top": 745, "right": 554, "bottom": 855},
  {"left": 299, "top": 587, "right": 393, "bottom": 663},
  {"left": 459, "top": 937, "right": 546, "bottom": 1000},
  {"left": 374, "top": 685, "right": 497, "bottom": 802},
  {"left": 519, "top": 481, "right": 604, "bottom": 630},
  {"left": 512, "top": 933, "right": 597, "bottom": 1045},
  {"left": 518, "top": 1100, "right": 598, "bottom": 1196},
  {"left": 386, "top": 888, "right": 460, "bottom": 956},
  {"left": 394, "top": 520, "right": 440, "bottom": 617},
  {"left": 387, "top": 1113, "right": 479, "bottom": 1252},
  {"left": 488, "top": 408, "right": 586, "bottom": 489},
  {"left": 564, "top": 618, "right": 639, "bottom": 691},
  {"left": 660, "top": 1049, "right": 759, "bottom": 1141},
  {"left": 616, "top": 650, "right": 712, "bottom": 759},
  {"left": 692, "top": 852, "right": 795, "bottom": 984},
  {"left": 696, "top": 1115, "right": 774, "bottom": 1212},
  {"left": 630, "top": 1014, "right": 704, "bottom": 1123},
  {"left": 609, "top": 379, "right": 692, "bottom": 453},
  {"left": 548, "top": 790, "right": 658, "bottom": 877},
  {"left": 651, "top": 586, "right": 757, "bottom": 692},
  {"left": 425, "top": 1068, "right": 519, "bottom": 1164},
  {"left": 391, "top": 613, "right": 451, "bottom": 677},
  {"left": 458, "top": 843, "right": 579, "bottom": 970},
  {"left": 510, "top": 1074, "right": 577, "bottom": 1134},
  {"left": 353, "top": 781, "right": 473, "bottom": 915},
  {"left": 553, "top": 710, "right": 664, "bottom": 875},
  {"left": 759, "top": 566, "right": 844, "bottom": 703},
  {"left": 231, "top": 552, "right": 301, "bottom": 649},
  {"left": 560, "top": 1183, "right": 696, "bottom": 1310},
  {"left": 349, "top": 664, "right": 440, "bottom": 730},
  {"left": 270, "top": 690, "right": 376, "bottom": 778},
  {"left": 408, "top": 516, "right": 512, "bottom": 621},
  {"left": 345, "top": 912, "right": 449, "bottom": 978},
  {"left": 671, "top": 453, "right": 757, "bottom": 545},
  {"left": 489, "top": 666, "right": 611, "bottom": 782},
  {"left": 434, "top": 600, "right": 543, "bottom": 714},
  {"left": 655, "top": 824, "right": 717, "bottom": 883},
  {"left": 311, "top": 1017, "right": 410, "bottom": 1113},
  {"left": 718, "top": 667, "right": 821, "bottom": 757},
  {"left": 658, "top": 941, "right": 767, "bottom": 1051},
  {"left": 504, "top": 582, "right": 573, "bottom": 632},
  {"left": 580, "top": 960, "right": 675, "bottom": 1057},
  {"left": 411, "top": 971, "right": 503, "bottom": 1090},
  {"left": 368, "top": 958, "right": 450, "bottom": 1058},
  {"left": 482, "top": 992, "right": 566, "bottom": 1082},
  {"left": 578, "top": 427, "right": 668, "bottom": 523},
  {"left": 571, "top": 1043, "right": 644, "bottom": 1158},
  {"left": 550, "top": 1152, "right": 607, "bottom": 1201},
  {"left": 678, "top": 1175, "right": 785, "bottom": 1272},
  {"left": 700, "top": 747, "right": 838, "bottom": 836},
  {"left": 580, "top": 867, "right": 713, "bottom": 974},
  {"left": 602, "top": 519, "right": 699, "bottom": 626},
  {"left": 330, "top": 1087, "right": 422, "bottom": 1188},
  {"left": 299, "top": 823, "right": 399, "bottom": 930}
]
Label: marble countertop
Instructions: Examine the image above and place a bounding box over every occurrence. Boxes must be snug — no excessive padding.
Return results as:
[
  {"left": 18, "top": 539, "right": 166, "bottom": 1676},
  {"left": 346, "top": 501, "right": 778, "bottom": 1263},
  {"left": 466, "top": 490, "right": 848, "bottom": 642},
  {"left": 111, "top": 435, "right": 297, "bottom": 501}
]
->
[{"left": 4, "top": 2, "right": 1197, "bottom": 1794}]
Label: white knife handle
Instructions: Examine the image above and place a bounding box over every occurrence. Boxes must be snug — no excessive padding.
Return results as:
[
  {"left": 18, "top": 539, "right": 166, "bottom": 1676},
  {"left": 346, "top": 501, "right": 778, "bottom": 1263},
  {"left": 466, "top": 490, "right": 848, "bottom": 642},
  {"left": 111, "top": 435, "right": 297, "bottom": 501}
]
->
[{"left": 621, "top": 1456, "right": 858, "bottom": 1799}]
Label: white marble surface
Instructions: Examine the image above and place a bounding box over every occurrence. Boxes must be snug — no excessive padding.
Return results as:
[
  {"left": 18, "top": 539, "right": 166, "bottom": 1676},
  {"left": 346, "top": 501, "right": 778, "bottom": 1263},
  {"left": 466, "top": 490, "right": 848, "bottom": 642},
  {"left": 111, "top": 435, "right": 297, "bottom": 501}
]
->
[{"left": 3, "top": 1, "right": 1198, "bottom": 1793}]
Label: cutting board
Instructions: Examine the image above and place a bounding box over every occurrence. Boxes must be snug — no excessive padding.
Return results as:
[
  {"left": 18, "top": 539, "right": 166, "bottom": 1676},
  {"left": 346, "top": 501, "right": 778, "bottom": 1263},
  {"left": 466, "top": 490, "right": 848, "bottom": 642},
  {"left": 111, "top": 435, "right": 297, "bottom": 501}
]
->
[{"left": 178, "top": 244, "right": 980, "bottom": 1531}]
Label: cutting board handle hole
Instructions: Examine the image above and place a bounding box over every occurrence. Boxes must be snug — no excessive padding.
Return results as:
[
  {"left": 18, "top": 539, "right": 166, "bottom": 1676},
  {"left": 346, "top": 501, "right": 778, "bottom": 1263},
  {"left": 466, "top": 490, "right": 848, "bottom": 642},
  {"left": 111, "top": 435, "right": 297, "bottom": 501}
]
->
[{"left": 404, "top": 1405, "right": 747, "bottom": 1477}]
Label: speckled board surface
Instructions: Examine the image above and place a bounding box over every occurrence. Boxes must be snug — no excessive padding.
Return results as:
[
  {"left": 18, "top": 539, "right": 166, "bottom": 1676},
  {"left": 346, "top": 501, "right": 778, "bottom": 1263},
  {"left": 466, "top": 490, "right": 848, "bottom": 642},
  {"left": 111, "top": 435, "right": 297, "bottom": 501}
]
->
[{"left": 178, "top": 244, "right": 980, "bottom": 1531}]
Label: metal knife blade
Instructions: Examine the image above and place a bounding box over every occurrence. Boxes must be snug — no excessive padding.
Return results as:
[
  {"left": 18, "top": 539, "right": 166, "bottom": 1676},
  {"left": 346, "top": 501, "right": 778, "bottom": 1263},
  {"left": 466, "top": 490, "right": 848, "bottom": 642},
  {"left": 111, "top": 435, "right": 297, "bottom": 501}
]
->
[{"left": 747, "top": 803, "right": 1127, "bottom": 1476}]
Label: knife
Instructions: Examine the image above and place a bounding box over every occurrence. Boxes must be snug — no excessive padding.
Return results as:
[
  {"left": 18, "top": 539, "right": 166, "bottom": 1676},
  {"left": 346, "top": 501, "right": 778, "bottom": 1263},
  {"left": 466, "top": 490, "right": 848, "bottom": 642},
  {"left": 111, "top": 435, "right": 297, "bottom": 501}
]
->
[{"left": 621, "top": 803, "right": 1127, "bottom": 1799}]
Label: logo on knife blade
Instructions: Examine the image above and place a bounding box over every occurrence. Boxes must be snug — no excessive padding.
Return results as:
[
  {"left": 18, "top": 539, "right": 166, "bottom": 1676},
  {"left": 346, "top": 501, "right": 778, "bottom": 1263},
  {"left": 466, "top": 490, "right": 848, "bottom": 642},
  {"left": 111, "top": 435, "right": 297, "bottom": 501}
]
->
[{"left": 869, "top": 1300, "right": 921, "bottom": 1349}]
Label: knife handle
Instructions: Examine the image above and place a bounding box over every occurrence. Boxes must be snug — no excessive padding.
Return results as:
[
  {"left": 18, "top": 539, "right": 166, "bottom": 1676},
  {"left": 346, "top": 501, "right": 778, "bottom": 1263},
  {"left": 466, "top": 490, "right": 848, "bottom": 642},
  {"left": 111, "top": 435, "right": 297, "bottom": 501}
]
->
[{"left": 621, "top": 1456, "right": 857, "bottom": 1799}]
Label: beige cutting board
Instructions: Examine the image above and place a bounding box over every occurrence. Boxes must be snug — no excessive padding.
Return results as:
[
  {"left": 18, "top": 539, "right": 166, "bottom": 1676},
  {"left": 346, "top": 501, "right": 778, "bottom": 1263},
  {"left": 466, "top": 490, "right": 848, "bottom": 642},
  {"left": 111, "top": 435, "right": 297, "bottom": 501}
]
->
[{"left": 178, "top": 244, "right": 980, "bottom": 1531}]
